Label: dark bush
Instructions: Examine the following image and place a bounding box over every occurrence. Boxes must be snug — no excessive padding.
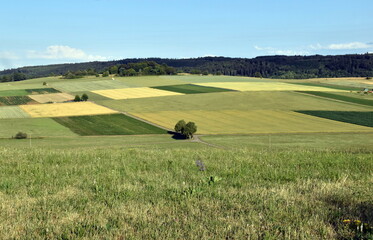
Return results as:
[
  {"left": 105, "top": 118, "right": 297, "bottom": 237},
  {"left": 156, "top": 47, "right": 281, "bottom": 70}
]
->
[{"left": 14, "top": 132, "right": 27, "bottom": 139}]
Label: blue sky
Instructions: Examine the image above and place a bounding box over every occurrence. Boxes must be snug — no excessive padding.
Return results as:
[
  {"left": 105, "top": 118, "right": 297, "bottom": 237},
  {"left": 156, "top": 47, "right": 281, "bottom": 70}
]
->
[{"left": 0, "top": 0, "right": 372, "bottom": 70}]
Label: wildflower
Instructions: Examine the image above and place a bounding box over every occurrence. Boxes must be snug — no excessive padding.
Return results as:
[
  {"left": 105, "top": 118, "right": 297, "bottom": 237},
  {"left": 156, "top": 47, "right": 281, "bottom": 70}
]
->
[
  {"left": 343, "top": 219, "right": 351, "bottom": 224},
  {"left": 195, "top": 159, "right": 206, "bottom": 171}
]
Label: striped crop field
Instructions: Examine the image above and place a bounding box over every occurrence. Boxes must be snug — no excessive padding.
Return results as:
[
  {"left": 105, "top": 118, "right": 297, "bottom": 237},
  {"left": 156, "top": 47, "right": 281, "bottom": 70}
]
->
[
  {"left": 53, "top": 114, "right": 166, "bottom": 136},
  {"left": 151, "top": 84, "right": 234, "bottom": 94},
  {"left": 0, "top": 96, "right": 36, "bottom": 106},
  {"left": 0, "top": 106, "right": 30, "bottom": 119},
  {"left": 20, "top": 102, "right": 117, "bottom": 118},
  {"left": 195, "top": 82, "right": 347, "bottom": 92},
  {"left": 51, "top": 80, "right": 129, "bottom": 92},
  {"left": 130, "top": 110, "right": 373, "bottom": 134},
  {"left": 25, "top": 88, "right": 61, "bottom": 94},
  {"left": 29, "top": 93, "right": 74, "bottom": 103},
  {"left": 92, "top": 87, "right": 184, "bottom": 100}
]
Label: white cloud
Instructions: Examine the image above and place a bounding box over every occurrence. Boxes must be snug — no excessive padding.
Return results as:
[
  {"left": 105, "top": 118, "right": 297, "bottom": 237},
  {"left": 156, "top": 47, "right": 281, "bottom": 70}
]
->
[
  {"left": 254, "top": 46, "right": 309, "bottom": 55},
  {"left": 0, "top": 51, "right": 19, "bottom": 60},
  {"left": 310, "top": 42, "right": 373, "bottom": 50},
  {"left": 27, "top": 45, "right": 107, "bottom": 61},
  {"left": 203, "top": 54, "right": 218, "bottom": 57}
]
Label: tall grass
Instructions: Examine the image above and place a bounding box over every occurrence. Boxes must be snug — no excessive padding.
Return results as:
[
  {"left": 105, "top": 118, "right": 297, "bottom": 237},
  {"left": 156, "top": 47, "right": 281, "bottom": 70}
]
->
[{"left": 0, "top": 147, "right": 371, "bottom": 239}]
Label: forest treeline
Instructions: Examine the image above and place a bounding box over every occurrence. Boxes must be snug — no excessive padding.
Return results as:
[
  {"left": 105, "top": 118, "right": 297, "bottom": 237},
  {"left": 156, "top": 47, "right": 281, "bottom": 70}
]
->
[{"left": 1, "top": 54, "right": 373, "bottom": 82}]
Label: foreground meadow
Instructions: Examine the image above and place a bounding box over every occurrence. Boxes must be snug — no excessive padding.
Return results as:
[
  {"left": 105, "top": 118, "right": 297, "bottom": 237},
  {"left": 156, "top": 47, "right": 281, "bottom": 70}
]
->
[{"left": 0, "top": 146, "right": 372, "bottom": 239}]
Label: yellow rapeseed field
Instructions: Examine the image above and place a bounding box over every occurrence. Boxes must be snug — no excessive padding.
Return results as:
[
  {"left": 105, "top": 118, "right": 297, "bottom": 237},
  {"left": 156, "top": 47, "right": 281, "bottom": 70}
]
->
[
  {"left": 92, "top": 87, "right": 183, "bottom": 100},
  {"left": 131, "top": 110, "right": 371, "bottom": 134},
  {"left": 20, "top": 102, "right": 117, "bottom": 118},
  {"left": 28, "top": 93, "right": 74, "bottom": 103},
  {"left": 195, "top": 82, "right": 346, "bottom": 92}
]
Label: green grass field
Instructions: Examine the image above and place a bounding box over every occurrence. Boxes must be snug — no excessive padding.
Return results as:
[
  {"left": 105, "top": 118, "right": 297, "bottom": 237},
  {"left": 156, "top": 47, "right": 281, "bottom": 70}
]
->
[
  {"left": 98, "top": 91, "right": 372, "bottom": 113},
  {"left": 201, "top": 133, "right": 373, "bottom": 150},
  {"left": 131, "top": 109, "right": 372, "bottom": 134},
  {"left": 0, "top": 118, "right": 77, "bottom": 138},
  {"left": 299, "top": 91, "right": 373, "bottom": 107},
  {"left": 0, "top": 75, "right": 372, "bottom": 239},
  {"left": 0, "top": 147, "right": 371, "bottom": 239},
  {"left": 53, "top": 114, "right": 166, "bottom": 135},
  {"left": 151, "top": 84, "right": 234, "bottom": 94},
  {"left": 0, "top": 96, "right": 35, "bottom": 105},
  {"left": 291, "top": 82, "right": 362, "bottom": 91},
  {"left": 51, "top": 80, "right": 129, "bottom": 92},
  {"left": 0, "top": 89, "right": 29, "bottom": 96},
  {"left": 297, "top": 111, "right": 373, "bottom": 127},
  {"left": 0, "top": 106, "right": 30, "bottom": 119}
]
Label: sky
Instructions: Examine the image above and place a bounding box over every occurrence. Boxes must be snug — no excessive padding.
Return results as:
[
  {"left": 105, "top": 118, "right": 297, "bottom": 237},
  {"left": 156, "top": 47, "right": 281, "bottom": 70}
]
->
[{"left": 0, "top": 0, "right": 373, "bottom": 70}]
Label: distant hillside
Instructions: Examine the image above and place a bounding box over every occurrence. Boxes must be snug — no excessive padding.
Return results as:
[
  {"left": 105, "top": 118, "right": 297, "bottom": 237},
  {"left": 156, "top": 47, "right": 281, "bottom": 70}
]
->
[{"left": 1, "top": 54, "right": 373, "bottom": 81}]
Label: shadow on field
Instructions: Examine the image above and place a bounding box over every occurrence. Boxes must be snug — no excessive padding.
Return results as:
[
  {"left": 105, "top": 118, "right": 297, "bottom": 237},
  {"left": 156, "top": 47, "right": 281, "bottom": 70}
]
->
[
  {"left": 323, "top": 195, "right": 373, "bottom": 239},
  {"left": 167, "top": 131, "right": 187, "bottom": 140}
]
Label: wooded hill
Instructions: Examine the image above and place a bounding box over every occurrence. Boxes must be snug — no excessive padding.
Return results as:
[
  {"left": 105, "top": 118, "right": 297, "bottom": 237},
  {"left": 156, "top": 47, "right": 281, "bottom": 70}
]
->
[{"left": 1, "top": 54, "right": 373, "bottom": 81}]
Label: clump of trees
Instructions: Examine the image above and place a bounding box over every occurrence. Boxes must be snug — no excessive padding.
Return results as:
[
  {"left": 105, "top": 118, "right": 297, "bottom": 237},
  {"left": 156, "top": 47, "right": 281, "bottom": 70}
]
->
[
  {"left": 174, "top": 120, "right": 197, "bottom": 139},
  {"left": 74, "top": 93, "right": 88, "bottom": 102},
  {"left": 62, "top": 68, "right": 97, "bottom": 79},
  {"left": 14, "top": 132, "right": 27, "bottom": 139},
  {"left": 106, "top": 61, "right": 176, "bottom": 77},
  {"left": 0, "top": 72, "right": 27, "bottom": 82}
]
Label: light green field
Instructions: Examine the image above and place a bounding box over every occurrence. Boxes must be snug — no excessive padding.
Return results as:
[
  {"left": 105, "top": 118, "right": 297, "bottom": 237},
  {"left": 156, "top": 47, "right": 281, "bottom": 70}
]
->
[
  {"left": 281, "top": 77, "right": 373, "bottom": 89},
  {"left": 0, "top": 135, "right": 205, "bottom": 149},
  {"left": 113, "top": 75, "right": 267, "bottom": 87},
  {"left": 51, "top": 80, "right": 129, "bottom": 92},
  {"left": 0, "top": 118, "right": 77, "bottom": 138},
  {"left": 161, "top": 75, "right": 269, "bottom": 84},
  {"left": 98, "top": 91, "right": 373, "bottom": 113},
  {"left": 196, "top": 81, "right": 347, "bottom": 92},
  {"left": 201, "top": 133, "right": 373, "bottom": 150},
  {"left": 0, "top": 147, "right": 371, "bottom": 239},
  {"left": 131, "top": 109, "right": 372, "bottom": 134},
  {"left": 0, "top": 89, "right": 29, "bottom": 96},
  {"left": 0, "top": 106, "right": 30, "bottom": 119}
]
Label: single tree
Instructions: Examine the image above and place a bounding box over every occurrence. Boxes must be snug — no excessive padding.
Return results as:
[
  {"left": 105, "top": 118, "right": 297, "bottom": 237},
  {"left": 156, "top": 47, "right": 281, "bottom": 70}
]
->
[
  {"left": 174, "top": 120, "right": 186, "bottom": 133},
  {"left": 102, "top": 71, "right": 109, "bottom": 77},
  {"left": 43, "top": 82, "right": 47, "bottom": 86},
  {"left": 254, "top": 72, "right": 262, "bottom": 78},
  {"left": 74, "top": 95, "right": 81, "bottom": 102},
  {"left": 81, "top": 93, "right": 89, "bottom": 101},
  {"left": 183, "top": 122, "right": 197, "bottom": 139}
]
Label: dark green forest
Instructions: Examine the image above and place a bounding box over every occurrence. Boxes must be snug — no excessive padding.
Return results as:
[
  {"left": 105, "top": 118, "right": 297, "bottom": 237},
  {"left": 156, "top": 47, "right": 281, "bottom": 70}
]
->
[{"left": 1, "top": 54, "right": 373, "bottom": 82}]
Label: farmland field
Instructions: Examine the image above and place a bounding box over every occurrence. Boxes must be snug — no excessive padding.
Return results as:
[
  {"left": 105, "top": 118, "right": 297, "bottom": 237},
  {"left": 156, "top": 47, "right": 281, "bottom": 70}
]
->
[
  {"left": 92, "top": 87, "right": 184, "bottom": 100},
  {"left": 195, "top": 81, "right": 347, "bottom": 92},
  {"left": 0, "top": 118, "right": 77, "bottom": 138},
  {"left": 0, "top": 74, "right": 372, "bottom": 239},
  {"left": 299, "top": 91, "right": 373, "bottom": 106},
  {"left": 130, "top": 109, "right": 372, "bottom": 134},
  {"left": 98, "top": 91, "right": 372, "bottom": 113},
  {"left": 51, "top": 80, "right": 129, "bottom": 92},
  {"left": 0, "top": 89, "right": 29, "bottom": 96},
  {"left": 297, "top": 111, "right": 373, "bottom": 127},
  {"left": 20, "top": 102, "right": 117, "bottom": 118},
  {"left": 201, "top": 133, "right": 373, "bottom": 150},
  {"left": 29, "top": 93, "right": 74, "bottom": 103},
  {"left": 53, "top": 114, "right": 166, "bottom": 135},
  {"left": 0, "top": 96, "right": 36, "bottom": 105},
  {"left": 25, "top": 88, "right": 61, "bottom": 94},
  {"left": 151, "top": 84, "right": 234, "bottom": 94},
  {"left": 0, "top": 106, "right": 30, "bottom": 119}
]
